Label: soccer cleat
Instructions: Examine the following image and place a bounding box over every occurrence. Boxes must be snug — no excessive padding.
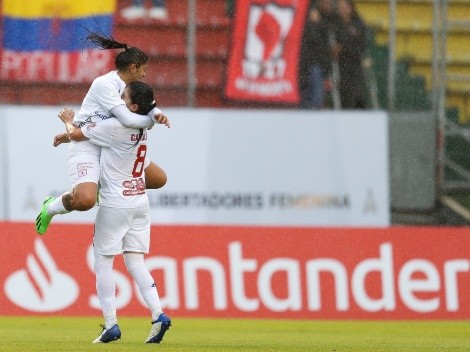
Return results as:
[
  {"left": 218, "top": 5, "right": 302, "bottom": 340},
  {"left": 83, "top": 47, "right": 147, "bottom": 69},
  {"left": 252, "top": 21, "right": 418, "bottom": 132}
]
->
[
  {"left": 35, "top": 196, "right": 55, "bottom": 235},
  {"left": 92, "top": 324, "right": 121, "bottom": 344},
  {"left": 145, "top": 313, "right": 171, "bottom": 343}
]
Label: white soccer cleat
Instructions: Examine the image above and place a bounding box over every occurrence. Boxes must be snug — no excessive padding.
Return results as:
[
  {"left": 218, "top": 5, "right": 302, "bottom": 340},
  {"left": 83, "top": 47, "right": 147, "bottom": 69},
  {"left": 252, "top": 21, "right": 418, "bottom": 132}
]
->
[{"left": 121, "top": 6, "right": 146, "bottom": 20}]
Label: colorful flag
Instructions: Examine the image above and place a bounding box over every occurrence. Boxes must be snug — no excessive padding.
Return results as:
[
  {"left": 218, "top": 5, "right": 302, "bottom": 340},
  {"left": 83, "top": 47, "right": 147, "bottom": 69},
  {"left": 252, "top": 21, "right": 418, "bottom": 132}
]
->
[
  {"left": 225, "top": 0, "right": 308, "bottom": 105},
  {"left": 1, "top": 0, "right": 116, "bottom": 83}
]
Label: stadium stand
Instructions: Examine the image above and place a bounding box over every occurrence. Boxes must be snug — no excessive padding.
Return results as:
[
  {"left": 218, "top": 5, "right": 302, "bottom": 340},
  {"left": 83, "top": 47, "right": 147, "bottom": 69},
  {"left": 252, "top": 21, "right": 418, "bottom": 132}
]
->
[
  {"left": 0, "top": 0, "right": 468, "bottom": 117},
  {"left": 114, "top": 0, "right": 230, "bottom": 107},
  {"left": 0, "top": 0, "right": 231, "bottom": 107},
  {"left": 356, "top": 0, "right": 470, "bottom": 123},
  {"left": 355, "top": 0, "right": 470, "bottom": 200}
]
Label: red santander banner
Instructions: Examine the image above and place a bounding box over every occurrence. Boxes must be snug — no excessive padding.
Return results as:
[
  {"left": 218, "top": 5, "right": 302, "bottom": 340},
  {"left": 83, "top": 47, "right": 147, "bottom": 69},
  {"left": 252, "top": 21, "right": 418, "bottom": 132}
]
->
[
  {"left": 1, "top": 222, "right": 469, "bottom": 319},
  {"left": 225, "top": 0, "right": 308, "bottom": 104}
]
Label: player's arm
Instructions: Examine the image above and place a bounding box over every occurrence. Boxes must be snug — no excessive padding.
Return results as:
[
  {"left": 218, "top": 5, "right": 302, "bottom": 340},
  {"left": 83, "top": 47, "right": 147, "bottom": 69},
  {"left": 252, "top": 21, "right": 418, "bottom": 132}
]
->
[
  {"left": 92, "top": 79, "right": 156, "bottom": 129},
  {"left": 53, "top": 132, "right": 71, "bottom": 147},
  {"left": 110, "top": 105, "right": 170, "bottom": 129},
  {"left": 81, "top": 119, "right": 117, "bottom": 148},
  {"left": 110, "top": 104, "right": 155, "bottom": 129},
  {"left": 90, "top": 79, "right": 170, "bottom": 129},
  {"left": 152, "top": 108, "right": 171, "bottom": 128},
  {"left": 57, "top": 108, "right": 87, "bottom": 141}
]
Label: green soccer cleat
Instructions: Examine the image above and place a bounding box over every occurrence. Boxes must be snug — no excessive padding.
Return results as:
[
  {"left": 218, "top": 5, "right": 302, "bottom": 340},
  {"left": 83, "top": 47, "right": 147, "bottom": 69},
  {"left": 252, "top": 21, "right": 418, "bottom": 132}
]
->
[{"left": 35, "top": 196, "right": 55, "bottom": 235}]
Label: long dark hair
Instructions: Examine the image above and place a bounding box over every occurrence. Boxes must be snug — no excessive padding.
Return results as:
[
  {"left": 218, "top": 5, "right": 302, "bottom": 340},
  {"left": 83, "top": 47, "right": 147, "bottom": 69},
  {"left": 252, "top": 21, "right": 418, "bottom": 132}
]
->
[
  {"left": 85, "top": 31, "right": 148, "bottom": 70},
  {"left": 127, "top": 81, "right": 157, "bottom": 148},
  {"left": 128, "top": 81, "right": 157, "bottom": 115}
]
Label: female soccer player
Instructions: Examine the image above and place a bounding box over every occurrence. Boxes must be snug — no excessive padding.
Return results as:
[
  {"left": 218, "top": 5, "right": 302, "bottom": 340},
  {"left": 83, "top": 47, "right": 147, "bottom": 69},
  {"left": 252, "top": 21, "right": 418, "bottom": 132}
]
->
[
  {"left": 36, "top": 32, "right": 169, "bottom": 235},
  {"left": 56, "top": 82, "right": 172, "bottom": 344}
]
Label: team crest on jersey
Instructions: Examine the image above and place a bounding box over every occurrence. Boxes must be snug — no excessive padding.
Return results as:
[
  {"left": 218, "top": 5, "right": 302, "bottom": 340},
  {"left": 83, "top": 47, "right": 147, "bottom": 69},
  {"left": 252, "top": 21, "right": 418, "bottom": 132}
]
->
[
  {"left": 85, "top": 122, "right": 97, "bottom": 131},
  {"left": 76, "top": 162, "right": 92, "bottom": 178}
]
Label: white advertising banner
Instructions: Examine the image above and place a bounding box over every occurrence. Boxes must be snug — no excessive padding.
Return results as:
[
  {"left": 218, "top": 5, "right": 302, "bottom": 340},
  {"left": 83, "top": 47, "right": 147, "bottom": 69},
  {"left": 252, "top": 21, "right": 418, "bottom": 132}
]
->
[{"left": 0, "top": 106, "right": 389, "bottom": 226}]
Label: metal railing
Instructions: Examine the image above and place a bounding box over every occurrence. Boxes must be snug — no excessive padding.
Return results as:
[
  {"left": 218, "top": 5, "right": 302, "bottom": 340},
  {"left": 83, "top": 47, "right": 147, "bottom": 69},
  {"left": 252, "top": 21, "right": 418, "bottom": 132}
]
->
[
  {"left": 385, "top": 0, "right": 470, "bottom": 194},
  {"left": 433, "top": 0, "right": 470, "bottom": 192}
]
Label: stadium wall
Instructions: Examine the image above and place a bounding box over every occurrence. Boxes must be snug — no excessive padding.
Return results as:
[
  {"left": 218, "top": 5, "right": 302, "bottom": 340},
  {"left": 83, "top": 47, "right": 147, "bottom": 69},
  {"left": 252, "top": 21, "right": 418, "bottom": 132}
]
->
[
  {"left": 2, "top": 107, "right": 465, "bottom": 320},
  {"left": 1, "top": 223, "right": 469, "bottom": 319},
  {"left": 0, "top": 106, "right": 390, "bottom": 227}
]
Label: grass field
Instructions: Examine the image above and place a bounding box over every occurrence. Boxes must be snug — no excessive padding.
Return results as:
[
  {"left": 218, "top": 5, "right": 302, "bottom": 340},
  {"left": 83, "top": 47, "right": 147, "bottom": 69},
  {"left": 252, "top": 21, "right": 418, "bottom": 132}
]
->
[{"left": 0, "top": 317, "right": 469, "bottom": 352}]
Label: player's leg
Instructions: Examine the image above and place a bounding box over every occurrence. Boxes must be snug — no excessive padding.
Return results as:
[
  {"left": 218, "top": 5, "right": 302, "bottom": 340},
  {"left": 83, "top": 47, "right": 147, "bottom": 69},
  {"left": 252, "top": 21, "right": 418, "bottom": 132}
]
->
[
  {"left": 144, "top": 161, "right": 167, "bottom": 189},
  {"left": 62, "top": 182, "right": 98, "bottom": 211},
  {"left": 92, "top": 253, "right": 121, "bottom": 344},
  {"left": 124, "top": 252, "right": 171, "bottom": 343},
  {"left": 92, "top": 205, "right": 130, "bottom": 343},
  {"left": 63, "top": 150, "right": 101, "bottom": 211},
  {"left": 36, "top": 151, "right": 100, "bottom": 235},
  {"left": 123, "top": 204, "right": 171, "bottom": 343}
]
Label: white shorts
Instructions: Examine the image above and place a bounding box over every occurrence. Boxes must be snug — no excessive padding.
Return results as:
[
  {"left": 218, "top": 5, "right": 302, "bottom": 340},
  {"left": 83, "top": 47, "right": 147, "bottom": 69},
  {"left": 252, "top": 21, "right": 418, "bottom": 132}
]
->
[
  {"left": 67, "top": 140, "right": 101, "bottom": 187},
  {"left": 93, "top": 204, "right": 151, "bottom": 255},
  {"left": 67, "top": 140, "right": 151, "bottom": 188}
]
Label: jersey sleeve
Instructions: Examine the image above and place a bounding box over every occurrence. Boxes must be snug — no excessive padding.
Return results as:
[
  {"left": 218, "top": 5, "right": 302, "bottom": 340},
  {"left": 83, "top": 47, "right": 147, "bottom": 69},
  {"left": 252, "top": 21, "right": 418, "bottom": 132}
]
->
[
  {"left": 91, "top": 78, "right": 126, "bottom": 112},
  {"left": 81, "top": 119, "right": 116, "bottom": 147},
  {"left": 110, "top": 105, "right": 155, "bottom": 129}
]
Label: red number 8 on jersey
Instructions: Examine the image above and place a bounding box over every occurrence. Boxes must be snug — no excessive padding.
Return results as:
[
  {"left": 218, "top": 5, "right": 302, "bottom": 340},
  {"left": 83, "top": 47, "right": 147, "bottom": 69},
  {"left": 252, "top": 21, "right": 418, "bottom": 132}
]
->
[{"left": 132, "top": 145, "right": 147, "bottom": 178}]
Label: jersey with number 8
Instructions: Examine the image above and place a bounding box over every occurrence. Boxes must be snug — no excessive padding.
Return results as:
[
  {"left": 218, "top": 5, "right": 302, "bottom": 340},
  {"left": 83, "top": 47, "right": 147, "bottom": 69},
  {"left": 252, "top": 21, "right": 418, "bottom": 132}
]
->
[{"left": 81, "top": 118, "right": 150, "bottom": 208}]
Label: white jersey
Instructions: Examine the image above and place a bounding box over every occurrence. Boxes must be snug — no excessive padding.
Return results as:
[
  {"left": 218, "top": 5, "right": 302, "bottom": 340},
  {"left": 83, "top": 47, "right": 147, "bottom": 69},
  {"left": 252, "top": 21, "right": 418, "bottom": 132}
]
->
[
  {"left": 82, "top": 118, "right": 149, "bottom": 208},
  {"left": 74, "top": 71, "right": 126, "bottom": 127}
]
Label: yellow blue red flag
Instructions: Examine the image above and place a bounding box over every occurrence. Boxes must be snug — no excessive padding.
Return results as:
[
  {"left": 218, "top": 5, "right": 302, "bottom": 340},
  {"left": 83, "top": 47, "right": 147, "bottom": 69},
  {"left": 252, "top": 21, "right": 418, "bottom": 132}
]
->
[{"left": 1, "top": 0, "right": 116, "bottom": 82}]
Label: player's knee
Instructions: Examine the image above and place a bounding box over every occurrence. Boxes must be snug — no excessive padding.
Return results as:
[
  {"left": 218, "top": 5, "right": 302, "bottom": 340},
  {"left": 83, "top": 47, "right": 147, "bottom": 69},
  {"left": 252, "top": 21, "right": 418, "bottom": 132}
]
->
[
  {"left": 75, "top": 193, "right": 96, "bottom": 210},
  {"left": 156, "top": 172, "right": 167, "bottom": 188},
  {"left": 72, "top": 183, "right": 98, "bottom": 211},
  {"left": 146, "top": 170, "right": 167, "bottom": 189}
]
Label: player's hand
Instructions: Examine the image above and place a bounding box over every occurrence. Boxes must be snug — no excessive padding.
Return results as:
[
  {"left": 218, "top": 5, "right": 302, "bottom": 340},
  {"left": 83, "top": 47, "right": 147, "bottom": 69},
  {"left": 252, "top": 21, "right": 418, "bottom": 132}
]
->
[
  {"left": 58, "top": 107, "right": 75, "bottom": 123},
  {"left": 53, "top": 133, "right": 71, "bottom": 147},
  {"left": 154, "top": 113, "right": 170, "bottom": 128}
]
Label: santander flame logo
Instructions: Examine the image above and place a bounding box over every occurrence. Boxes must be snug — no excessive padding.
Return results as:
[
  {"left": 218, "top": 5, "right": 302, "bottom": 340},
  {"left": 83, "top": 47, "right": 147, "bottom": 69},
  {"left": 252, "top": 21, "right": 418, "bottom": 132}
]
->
[{"left": 4, "top": 239, "right": 79, "bottom": 312}]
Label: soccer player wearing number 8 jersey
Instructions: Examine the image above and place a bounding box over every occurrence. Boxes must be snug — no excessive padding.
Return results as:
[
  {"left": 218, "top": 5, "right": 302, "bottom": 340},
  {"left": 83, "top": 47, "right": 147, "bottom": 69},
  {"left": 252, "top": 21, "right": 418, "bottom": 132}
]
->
[
  {"left": 58, "top": 82, "right": 171, "bottom": 344},
  {"left": 35, "top": 32, "right": 169, "bottom": 235}
]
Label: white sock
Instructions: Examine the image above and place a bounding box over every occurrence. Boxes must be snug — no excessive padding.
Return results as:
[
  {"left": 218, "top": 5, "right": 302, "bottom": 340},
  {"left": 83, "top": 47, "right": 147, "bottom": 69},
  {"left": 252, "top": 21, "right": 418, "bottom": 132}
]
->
[
  {"left": 46, "top": 194, "right": 70, "bottom": 216},
  {"left": 124, "top": 252, "right": 162, "bottom": 321},
  {"left": 94, "top": 254, "right": 117, "bottom": 329},
  {"left": 100, "top": 297, "right": 118, "bottom": 329}
]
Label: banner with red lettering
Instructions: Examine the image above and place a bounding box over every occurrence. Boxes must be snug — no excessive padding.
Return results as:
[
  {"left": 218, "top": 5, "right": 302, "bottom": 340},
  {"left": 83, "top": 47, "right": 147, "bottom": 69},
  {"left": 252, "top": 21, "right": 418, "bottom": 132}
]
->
[
  {"left": 0, "top": 0, "right": 115, "bottom": 83},
  {"left": 1, "top": 222, "right": 469, "bottom": 319},
  {"left": 225, "top": 0, "right": 308, "bottom": 104}
]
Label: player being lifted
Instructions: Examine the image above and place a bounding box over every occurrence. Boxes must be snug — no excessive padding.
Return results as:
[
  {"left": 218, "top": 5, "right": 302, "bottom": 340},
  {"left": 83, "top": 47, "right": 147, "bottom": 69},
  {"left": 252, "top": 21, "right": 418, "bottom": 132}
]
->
[
  {"left": 36, "top": 32, "right": 169, "bottom": 235},
  {"left": 54, "top": 81, "right": 171, "bottom": 344}
]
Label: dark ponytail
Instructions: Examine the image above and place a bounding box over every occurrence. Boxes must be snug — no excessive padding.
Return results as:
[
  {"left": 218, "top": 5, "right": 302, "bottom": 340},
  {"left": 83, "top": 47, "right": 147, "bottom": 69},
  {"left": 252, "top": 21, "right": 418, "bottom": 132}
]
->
[{"left": 85, "top": 31, "right": 149, "bottom": 70}]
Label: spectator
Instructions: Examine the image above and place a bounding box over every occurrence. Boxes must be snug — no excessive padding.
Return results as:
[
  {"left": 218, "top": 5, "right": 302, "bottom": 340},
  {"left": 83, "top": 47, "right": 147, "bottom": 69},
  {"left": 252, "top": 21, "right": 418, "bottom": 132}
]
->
[
  {"left": 225, "top": 0, "right": 235, "bottom": 18},
  {"left": 336, "top": 0, "right": 368, "bottom": 109},
  {"left": 298, "top": 0, "right": 340, "bottom": 109},
  {"left": 121, "top": 0, "right": 168, "bottom": 20}
]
